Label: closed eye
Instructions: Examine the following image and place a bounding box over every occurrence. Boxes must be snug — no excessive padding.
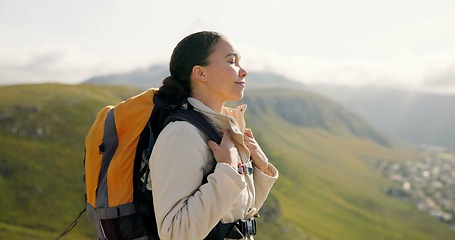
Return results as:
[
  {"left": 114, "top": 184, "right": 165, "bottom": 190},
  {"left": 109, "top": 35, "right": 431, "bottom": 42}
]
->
[{"left": 225, "top": 52, "right": 241, "bottom": 65}]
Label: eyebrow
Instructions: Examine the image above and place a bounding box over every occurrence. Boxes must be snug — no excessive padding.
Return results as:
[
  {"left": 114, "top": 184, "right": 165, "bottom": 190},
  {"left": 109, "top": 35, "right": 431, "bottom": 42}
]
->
[{"left": 225, "top": 52, "right": 241, "bottom": 59}]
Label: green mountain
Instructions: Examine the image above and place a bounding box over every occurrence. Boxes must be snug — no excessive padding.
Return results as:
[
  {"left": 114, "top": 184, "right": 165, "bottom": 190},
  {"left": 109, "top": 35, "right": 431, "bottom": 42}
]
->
[
  {"left": 0, "top": 84, "right": 141, "bottom": 240},
  {"left": 241, "top": 89, "right": 391, "bottom": 147},
  {"left": 1, "top": 84, "right": 453, "bottom": 239}
]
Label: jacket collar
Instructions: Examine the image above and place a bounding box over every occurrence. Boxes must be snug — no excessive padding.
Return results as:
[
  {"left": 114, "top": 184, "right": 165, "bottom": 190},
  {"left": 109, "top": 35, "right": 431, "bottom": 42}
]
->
[{"left": 187, "top": 97, "right": 247, "bottom": 134}]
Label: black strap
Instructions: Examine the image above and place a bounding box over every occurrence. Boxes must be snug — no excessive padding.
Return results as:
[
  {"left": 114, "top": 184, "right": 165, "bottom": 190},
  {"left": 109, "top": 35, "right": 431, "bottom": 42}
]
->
[
  {"left": 204, "top": 222, "right": 235, "bottom": 240},
  {"left": 204, "top": 219, "right": 257, "bottom": 240},
  {"left": 165, "top": 110, "right": 221, "bottom": 144},
  {"left": 54, "top": 207, "right": 87, "bottom": 240}
]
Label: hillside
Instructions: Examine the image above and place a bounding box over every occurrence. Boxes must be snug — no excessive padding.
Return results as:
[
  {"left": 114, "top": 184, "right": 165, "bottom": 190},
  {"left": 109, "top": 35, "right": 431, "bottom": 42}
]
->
[
  {"left": 241, "top": 89, "right": 392, "bottom": 147},
  {"left": 239, "top": 89, "right": 455, "bottom": 239},
  {"left": 309, "top": 85, "right": 455, "bottom": 149},
  {"left": 1, "top": 84, "right": 454, "bottom": 239},
  {"left": 0, "top": 84, "right": 142, "bottom": 240}
]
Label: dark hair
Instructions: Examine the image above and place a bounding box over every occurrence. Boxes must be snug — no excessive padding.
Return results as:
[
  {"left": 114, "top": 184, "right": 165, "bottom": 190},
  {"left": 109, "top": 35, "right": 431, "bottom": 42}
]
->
[{"left": 157, "top": 31, "right": 222, "bottom": 105}]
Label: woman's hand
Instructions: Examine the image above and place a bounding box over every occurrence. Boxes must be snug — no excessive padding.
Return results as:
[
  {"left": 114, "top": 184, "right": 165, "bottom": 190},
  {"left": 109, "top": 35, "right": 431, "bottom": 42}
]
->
[
  {"left": 243, "top": 128, "right": 269, "bottom": 173},
  {"left": 207, "top": 129, "right": 238, "bottom": 170}
]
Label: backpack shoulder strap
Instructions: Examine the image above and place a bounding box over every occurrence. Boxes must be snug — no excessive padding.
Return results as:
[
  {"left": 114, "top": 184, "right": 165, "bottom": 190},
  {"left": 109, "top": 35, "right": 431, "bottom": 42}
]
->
[
  {"left": 163, "top": 100, "right": 221, "bottom": 144},
  {"left": 166, "top": 110, "right": 222, "bottom": 144}
]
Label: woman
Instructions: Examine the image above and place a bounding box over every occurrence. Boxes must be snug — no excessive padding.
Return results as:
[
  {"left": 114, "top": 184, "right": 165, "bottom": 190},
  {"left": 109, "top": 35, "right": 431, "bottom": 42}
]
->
[{"left": 150, "top": 31, "right": 279, "bottom": 240}]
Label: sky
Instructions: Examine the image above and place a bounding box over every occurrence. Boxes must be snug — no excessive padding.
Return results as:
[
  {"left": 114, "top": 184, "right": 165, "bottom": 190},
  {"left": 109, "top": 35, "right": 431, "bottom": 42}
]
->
[{"left": 1, "top": 0, "right": 455, "bottom": 94}]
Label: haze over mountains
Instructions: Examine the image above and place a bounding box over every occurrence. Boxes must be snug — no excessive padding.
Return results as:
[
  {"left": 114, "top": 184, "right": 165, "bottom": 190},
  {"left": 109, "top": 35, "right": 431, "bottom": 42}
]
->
[
  {"left": 85, "top": 64, "right": 455, "bottom": 149},
  {"left": 311, "top": 85, "right": 455, "bottom": 149}
]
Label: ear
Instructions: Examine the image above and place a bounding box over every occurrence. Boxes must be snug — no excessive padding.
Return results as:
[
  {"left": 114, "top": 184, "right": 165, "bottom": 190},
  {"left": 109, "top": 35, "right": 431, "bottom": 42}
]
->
[{"left": 192, "top": 66, "right": 207, "bottom": 82}]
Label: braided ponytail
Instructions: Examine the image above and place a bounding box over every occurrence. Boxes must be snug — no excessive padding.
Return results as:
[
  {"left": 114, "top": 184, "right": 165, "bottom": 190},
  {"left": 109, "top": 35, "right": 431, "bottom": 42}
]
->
[{"left": 157, "top": 75, "right": 190, "bottom": 105}]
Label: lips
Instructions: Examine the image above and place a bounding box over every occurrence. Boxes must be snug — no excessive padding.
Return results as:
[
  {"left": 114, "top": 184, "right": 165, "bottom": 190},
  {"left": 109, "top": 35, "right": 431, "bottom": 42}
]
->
[{"left": 235, "top": 81, "right": 246, "bottom": 86}]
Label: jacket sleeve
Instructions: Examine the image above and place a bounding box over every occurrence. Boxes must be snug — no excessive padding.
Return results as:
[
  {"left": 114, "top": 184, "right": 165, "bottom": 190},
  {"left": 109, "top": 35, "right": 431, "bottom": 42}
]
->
[
  {"left": 150, "top": 121, "right": 246, "bottom": 240},
  {"left": 253, "top": 163, "right": 279, "bottom": 211}
]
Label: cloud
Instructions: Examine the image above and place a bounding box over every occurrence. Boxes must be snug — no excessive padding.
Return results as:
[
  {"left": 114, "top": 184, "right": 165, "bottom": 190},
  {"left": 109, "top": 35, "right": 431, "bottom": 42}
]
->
[
  {"left": 418, "top": 47, "right": 455, "bottom": 93},
  {"left": 2, "top": 40, "right": 455, "bottom": 95},
  {"left": 242, "top": 44, "right": 455, "bottom": 94},
  {"left": 0, "top": 44, "right": 166, "bottom": 85},
  {"left": 421, "top": 61, "right": 455, "bottom": 93},
  {"left": 425, "top": 67, "right": 455, "bottom": 87}
]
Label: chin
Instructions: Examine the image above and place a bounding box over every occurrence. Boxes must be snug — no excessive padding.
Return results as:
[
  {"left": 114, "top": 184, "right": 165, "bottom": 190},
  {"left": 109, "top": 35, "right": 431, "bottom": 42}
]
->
[
  {"left": 225, "top": 89, "right": 245, "bottom": 102},
  {"left": 232, "top": 92, "right": 244, "bottom": 101}
]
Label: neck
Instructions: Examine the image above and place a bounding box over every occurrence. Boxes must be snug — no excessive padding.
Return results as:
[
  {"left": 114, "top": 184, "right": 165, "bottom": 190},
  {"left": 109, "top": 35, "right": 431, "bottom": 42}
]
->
[
  {"left": 197, "top": 97, "right": 224, "bottom": 113},
  {"left": 191, "top": 94, "right": 223, "bottom": 114}
]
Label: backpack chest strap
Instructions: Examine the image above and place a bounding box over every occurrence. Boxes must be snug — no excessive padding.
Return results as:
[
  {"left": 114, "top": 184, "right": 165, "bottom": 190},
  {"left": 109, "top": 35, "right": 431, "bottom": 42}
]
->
[{"left": 95, "top": 202, "right": 136, "bottom": 220}]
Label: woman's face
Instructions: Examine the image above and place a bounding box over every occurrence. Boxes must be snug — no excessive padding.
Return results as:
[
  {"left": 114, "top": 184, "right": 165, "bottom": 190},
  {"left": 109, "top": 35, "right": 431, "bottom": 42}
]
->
[{"left": 201, "top": 37, "right": 248, "bottom": 104}]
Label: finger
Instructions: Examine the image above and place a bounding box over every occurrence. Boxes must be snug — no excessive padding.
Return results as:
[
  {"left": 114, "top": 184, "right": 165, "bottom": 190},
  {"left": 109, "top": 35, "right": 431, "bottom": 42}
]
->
[
  {"left": 207, "top": 140, "right": 219, "bottom": 152},
  {"left": 221, "top": 129, "right": 231, "bottom": 143},
  {"left": 244, "top": 136, "right": 253, "bottom": 146},
  {"left": 244, "top": 128, "right": 253, "bottom": 138},
  {"left": 244, "top": 133, "right": 253, "bottom": 141},
  {"left": 207, "top": 141, "right": 224, "bottom": 163},
  {"left": 244, "top": 133, "right": 255, "bottom": 143}
]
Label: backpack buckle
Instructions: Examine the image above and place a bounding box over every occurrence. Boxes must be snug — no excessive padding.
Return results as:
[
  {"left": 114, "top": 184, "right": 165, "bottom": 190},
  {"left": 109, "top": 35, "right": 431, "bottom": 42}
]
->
[
  {"left": 238, "top": 219, "right": 256, "bottom": 236},
  {"left": 237, "top": 162, "right": 253, "bottom": 175}
]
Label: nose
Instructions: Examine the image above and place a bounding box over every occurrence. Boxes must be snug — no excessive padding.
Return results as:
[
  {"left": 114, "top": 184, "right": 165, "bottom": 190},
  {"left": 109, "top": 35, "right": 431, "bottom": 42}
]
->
[{"left": 239, "top": 66, "right": 248, "bottom": 78}]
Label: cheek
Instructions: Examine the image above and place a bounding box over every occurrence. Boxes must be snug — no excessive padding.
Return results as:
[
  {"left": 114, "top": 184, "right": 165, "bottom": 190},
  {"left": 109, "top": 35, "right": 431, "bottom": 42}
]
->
[
  {"left": 206, "top": 65, "right": 226, "bottom": 78},
  {"left": 206, "top": 65, "right": 237, "bottom": 87},
  {"left": 216, "top": 65, "right": 237, "bottom": 75}
]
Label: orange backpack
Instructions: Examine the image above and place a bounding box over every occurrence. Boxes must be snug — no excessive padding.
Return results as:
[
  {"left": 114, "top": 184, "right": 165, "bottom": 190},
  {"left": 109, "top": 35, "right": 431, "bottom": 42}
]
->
[{"left": 84, "top": 88, "right": 221, "bottom": 239}]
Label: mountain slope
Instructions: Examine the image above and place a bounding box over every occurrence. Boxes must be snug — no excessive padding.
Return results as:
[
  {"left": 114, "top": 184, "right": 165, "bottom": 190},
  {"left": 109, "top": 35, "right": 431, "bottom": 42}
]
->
[
  {"left": 241, "top": 89, "right": 392, "bottom": 147},
  {"left": 0, "top": 84, "right": 453, "bottom": 240},
  {"left": 239, "top": 89, "right": 454, "bottom": 239},
  {"left": 309, "top": 85, "right": 455, "bottom": 148},
  {"left": 0, "top": 84, "right": 142, "bottom": 240}
]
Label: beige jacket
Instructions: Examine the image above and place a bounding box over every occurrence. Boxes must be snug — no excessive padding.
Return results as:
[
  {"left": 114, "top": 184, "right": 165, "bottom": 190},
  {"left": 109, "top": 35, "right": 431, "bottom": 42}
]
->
[{"left": 149, "top": 98, "right": 278, "bottom": 240}]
